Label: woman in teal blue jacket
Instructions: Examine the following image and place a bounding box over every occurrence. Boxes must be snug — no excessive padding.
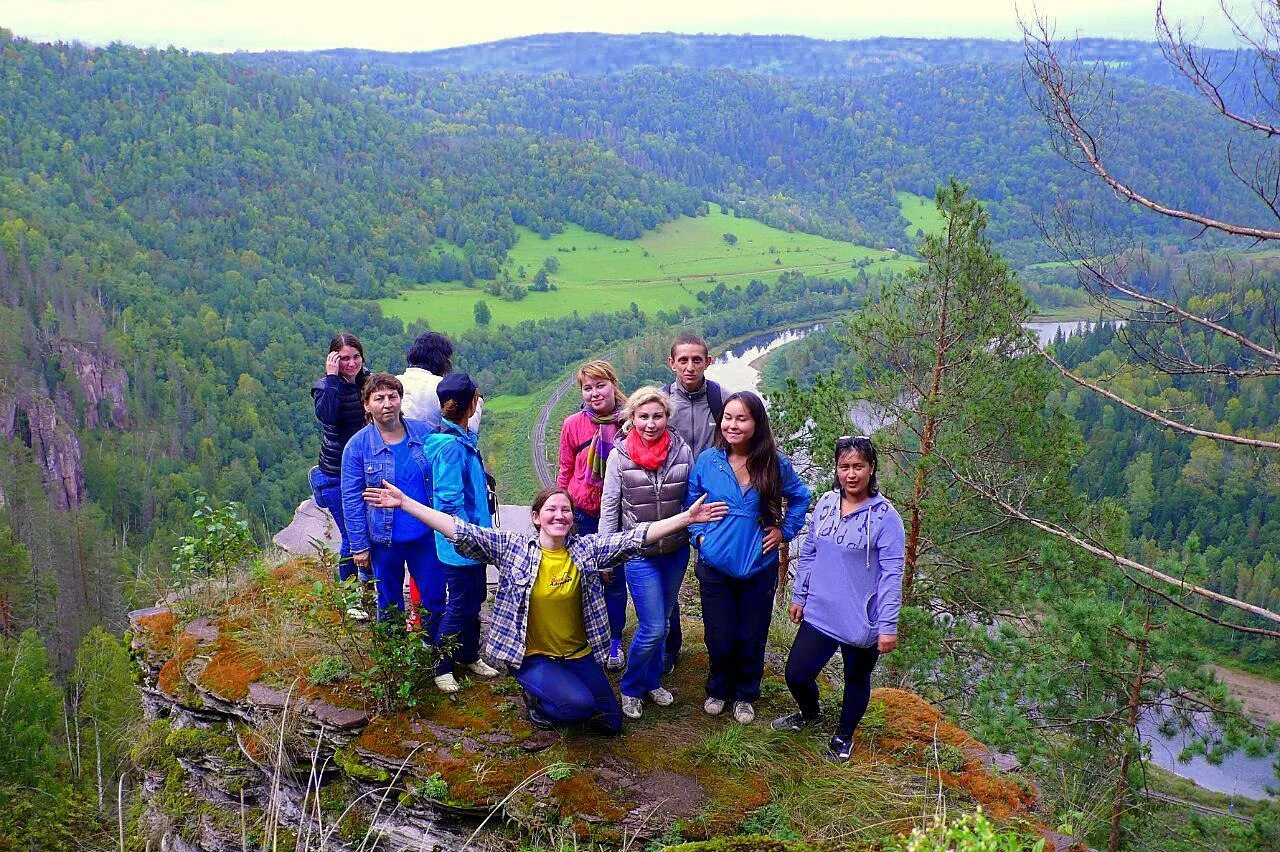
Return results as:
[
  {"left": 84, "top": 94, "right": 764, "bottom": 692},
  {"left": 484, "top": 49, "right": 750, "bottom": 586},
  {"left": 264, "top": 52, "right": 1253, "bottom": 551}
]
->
[
  {"left": 684, "top": 390, "right": 810, "bottom": 725},
  {"left": 423, "top": 373, "right": 502, "bottom": 693}
]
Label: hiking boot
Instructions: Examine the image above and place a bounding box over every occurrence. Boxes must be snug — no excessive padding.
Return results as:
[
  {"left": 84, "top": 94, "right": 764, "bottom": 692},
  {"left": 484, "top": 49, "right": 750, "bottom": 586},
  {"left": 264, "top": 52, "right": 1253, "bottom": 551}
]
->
[
  {"left": 827, "top": 734, "right": 853, "bottom": 763},
  {"left": 703, "top": 697, "right": 726, "bottom": 716},
  {"left": 647, "top": 687, "right": 674, "bottom": 706},
  {"left": 732, "top": 701, "right": 756, "bottom": 724},
  {"left": 466, "top": 659, "right": 501, "bottom": 678},
  {"left": 771, "top": 711, "right": 816, "bottom": 732},
  {"left": 621, "top": 695, "right": 643, "bottom": 719},
  {"left": 433, "top": 673, "right": 460, "bottom": 694}
]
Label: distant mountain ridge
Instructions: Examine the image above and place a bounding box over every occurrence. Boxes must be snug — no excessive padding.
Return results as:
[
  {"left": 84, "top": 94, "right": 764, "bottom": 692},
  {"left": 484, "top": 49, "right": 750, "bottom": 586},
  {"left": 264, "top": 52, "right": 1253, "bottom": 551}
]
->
[{"left": 250, "top": 31, "right": 1218, "bottom": 85}]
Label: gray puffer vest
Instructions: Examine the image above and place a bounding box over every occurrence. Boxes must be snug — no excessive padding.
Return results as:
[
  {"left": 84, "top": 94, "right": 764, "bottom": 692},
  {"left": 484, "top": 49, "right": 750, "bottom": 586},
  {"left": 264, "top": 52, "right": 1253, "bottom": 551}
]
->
[{"left": 612, "top": 430, "right": 694, "bottom": 556}]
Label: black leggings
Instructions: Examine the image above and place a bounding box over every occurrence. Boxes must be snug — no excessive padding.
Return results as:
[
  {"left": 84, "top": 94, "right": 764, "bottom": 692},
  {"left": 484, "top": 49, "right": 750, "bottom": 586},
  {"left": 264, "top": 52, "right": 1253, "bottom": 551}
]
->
[{"left": 784, "top": 621, "right": 880, "bottom": 738}]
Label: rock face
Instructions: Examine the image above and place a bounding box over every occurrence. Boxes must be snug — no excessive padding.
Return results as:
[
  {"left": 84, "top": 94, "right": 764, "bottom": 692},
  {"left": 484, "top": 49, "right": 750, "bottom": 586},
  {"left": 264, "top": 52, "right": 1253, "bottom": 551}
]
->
[
  {"left": 57, "top": 340, "right": 129, "bottom": 430},
  {"left": 0, "top": 339, "right": 126, "bottom": 511},
  {"left": 128, "top": 604, "right": 466, "bottom": 852},
  {"left": 0, "top": 390, "right": 85, "bottom": 510},
  {"left": 128, "top": 557, "right": 1065, "bottom": 852}
]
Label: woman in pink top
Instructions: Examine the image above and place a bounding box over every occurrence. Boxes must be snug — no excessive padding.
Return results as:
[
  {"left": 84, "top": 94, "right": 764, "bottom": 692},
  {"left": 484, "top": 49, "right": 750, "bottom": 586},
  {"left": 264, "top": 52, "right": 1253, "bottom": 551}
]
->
[{"left": 557, "top": 359, "right": 628, "bottom": 669}]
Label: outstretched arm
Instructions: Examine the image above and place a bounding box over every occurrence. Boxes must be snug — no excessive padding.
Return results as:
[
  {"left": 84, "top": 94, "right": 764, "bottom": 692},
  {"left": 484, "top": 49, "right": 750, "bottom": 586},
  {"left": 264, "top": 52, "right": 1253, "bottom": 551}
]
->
[
  {"left": 642, "top": 495, "right": 726, "bottom": 545},
  {"left": 364, "top": 480, "right": 458, "bottom": 540}
]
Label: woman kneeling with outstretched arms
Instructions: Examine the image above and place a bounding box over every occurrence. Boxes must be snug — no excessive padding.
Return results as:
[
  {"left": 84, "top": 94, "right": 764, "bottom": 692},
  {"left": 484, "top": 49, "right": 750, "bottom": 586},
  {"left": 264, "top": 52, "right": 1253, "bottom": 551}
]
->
[{"left": 364, "top": 481, "right": 725, "bottom": 739}]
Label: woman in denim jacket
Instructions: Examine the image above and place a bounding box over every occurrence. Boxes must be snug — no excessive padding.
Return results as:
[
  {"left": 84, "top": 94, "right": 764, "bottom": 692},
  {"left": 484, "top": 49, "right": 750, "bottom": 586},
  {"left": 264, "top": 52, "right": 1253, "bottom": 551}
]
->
[{"left": 340, "top": 373, "right": 445, "bottom": 635}]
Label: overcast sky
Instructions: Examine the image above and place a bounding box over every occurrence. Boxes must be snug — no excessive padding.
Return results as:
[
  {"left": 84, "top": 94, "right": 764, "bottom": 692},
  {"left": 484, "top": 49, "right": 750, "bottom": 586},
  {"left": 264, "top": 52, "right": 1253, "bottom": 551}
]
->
[{"left": 1, "top": 0, "right": 1252, "bottom": 53}]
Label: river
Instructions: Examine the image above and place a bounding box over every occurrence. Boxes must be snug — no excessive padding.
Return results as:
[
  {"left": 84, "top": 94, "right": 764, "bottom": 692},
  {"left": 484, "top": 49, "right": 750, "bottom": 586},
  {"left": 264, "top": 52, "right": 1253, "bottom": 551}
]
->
[
  {"left": 707, "top": 319, "right": 1277, "bottom": 800},
  {"left": 704, "top": 324, "right": 822, "bottom": 393}
]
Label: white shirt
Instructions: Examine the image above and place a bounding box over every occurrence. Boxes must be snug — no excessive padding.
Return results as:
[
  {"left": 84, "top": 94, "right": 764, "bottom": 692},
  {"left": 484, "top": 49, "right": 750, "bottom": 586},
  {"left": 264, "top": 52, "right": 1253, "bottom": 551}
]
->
[{"left": 398, "top": 366, "right": 483, "bottom": 433}]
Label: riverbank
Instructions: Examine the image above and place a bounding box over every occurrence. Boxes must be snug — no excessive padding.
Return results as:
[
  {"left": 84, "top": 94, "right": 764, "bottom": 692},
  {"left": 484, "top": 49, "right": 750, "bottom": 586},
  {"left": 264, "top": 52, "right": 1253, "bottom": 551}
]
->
[{"left": 1214, "top": 665, "right": 1280, "bottom": 725}]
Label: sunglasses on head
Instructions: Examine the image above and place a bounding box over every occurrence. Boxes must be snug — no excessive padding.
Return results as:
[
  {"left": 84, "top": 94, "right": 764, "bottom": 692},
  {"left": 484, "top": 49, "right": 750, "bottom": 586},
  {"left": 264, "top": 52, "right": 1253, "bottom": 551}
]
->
[{"left": 836, "top": 435, "right": 871, "bottom": 446}]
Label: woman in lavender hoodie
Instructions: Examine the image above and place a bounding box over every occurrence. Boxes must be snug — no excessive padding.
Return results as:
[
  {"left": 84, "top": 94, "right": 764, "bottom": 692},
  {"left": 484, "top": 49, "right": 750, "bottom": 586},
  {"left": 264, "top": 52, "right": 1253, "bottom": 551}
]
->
[{"left": 770, "top": 436, "right": 905, "bottom": 763}]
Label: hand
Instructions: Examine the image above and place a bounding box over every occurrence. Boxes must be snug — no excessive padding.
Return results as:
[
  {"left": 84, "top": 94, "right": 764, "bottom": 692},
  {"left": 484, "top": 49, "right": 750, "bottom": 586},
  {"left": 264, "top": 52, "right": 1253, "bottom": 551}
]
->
[
  {"left": 685, "top": 494, "right": 728, "bottom": 525},
  {"left": 788, "top": 603, "right": 804, "bottom": 625},
  {"left": 877, "top": 634, "right": 898, "bottom": 653},
  {"left": 602, "top": 570, "right": 613, "bottom": 585},
  {"left": 363, "top": 479, "right": 406, "bottom": 508},
  {"left": 325, "top": 351, "right": 340, "bottom": 376},
  {"left": 762, "top": 526, "right": 783, "bottom": 553},
  {"left": 353, "top": 550, "right": 371, "bottom": 571}
]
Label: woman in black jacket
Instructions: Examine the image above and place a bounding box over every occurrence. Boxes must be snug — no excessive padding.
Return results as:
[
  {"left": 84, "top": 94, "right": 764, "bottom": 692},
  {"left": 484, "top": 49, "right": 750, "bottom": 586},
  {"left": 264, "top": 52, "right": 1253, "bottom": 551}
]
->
[{"left": 310, "top": 332, "right": 370, "bottom": 583}]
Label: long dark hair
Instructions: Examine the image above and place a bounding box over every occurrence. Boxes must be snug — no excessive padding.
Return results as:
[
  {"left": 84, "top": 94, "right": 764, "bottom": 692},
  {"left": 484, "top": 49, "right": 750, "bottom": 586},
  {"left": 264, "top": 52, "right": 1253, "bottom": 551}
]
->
[
  {"left": 834, "top": 436, "right": 879, "bottom": 497},
  {"left": 714, "top": 391, "right": 781, "bottom": 525}
]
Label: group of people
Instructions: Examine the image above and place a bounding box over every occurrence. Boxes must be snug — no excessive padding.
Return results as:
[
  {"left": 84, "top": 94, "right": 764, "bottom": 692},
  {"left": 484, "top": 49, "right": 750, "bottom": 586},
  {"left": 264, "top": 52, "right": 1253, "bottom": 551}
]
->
[{"left": 311, "top": 330, "right": 905, "bottom": 761}]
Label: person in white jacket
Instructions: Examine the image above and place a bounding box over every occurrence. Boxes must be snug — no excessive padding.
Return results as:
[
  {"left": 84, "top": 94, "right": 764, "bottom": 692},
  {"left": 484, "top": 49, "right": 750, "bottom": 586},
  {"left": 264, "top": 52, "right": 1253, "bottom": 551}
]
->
[{"left": 398, "top": 332, "right": 482, "bottom": 433}]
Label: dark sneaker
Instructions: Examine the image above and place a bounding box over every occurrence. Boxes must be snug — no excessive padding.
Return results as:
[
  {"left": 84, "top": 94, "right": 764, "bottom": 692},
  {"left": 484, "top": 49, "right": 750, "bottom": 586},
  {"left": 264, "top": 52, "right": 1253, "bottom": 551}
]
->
[
  {"left": 770, "top": 711, "right": 816, "bottom": 732},
  {"left": 527, "top": 703, "right": 554, "bottom": 730},
  {"left": 827, "top": 734, "right": 853, "bottom": 763}
]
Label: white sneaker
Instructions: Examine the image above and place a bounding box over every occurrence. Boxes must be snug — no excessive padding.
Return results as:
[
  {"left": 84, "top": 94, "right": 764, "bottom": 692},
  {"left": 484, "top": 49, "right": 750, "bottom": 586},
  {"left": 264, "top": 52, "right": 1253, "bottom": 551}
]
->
[
  {"left": 606, "top": 646, "right": 625, "bottom": 671},
  {"left": 704, "top": 697, "right": 726, "bottom": 716},
  {"left": 621, "top": 695, "right": 643, "bottom": 719},
  {"left": 732, "top": 701, "right": 755, "bottom": 724},
  {"left": 647, "top": 687, "right": 674, "bottom": 706},
  {"left": 345, "top": 607, "right": 370, "bottom": 621},
  {"left": 434, "top": 673, "right": 460, "bottom": 694},
  {"left": 466, "top": 659, "right": 501, "bottom": 678}
]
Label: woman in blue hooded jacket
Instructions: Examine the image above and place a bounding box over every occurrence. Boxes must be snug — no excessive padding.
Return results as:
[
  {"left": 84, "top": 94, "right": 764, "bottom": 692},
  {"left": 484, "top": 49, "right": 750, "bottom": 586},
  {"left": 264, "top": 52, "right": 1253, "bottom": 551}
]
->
[
  {"left": 423, "top": 372, "right": 502, "bottom": 693},
  {"left": 684, "top": 390, "right": 810, "bottom": 725},
  {"left": 771, "top": 436, "right": 905, "bottom": 764}
]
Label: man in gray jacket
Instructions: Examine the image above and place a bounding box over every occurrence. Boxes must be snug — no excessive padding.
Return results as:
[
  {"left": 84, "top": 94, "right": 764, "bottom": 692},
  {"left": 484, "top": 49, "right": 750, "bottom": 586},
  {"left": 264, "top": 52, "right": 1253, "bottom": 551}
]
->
[{"left": 661, "top": 332, "right": 725, "bottom": 672}]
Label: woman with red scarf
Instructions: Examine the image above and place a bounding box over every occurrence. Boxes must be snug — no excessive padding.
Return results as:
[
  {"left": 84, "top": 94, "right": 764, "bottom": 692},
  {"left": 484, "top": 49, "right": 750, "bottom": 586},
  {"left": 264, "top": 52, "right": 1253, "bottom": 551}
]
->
[{"left": 599, "top": 386, "right": 695, "bottom": 719}]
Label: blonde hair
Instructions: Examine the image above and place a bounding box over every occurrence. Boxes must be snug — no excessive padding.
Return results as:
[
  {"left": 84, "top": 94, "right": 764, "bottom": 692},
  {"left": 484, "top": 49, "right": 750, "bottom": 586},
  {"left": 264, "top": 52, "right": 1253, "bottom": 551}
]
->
[
  {"left": 624, "top": 386, "right": 673, "bottom": 427},
  {"left": 576, "top": 359, "right": 627, "bottom": 409}
]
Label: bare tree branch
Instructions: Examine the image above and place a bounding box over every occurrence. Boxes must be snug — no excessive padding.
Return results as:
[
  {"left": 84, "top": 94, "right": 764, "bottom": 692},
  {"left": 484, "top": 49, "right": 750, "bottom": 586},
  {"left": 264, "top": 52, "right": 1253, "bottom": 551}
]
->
[
  {"left": 1023, "top": 14, "right": 1280, "bottom": 241},
  {"left": 947, "top": 463, "right": 1280, "bottom": 634},
  {"left": 1037, "top": 341, "right": 1280, "bottom": 449}
]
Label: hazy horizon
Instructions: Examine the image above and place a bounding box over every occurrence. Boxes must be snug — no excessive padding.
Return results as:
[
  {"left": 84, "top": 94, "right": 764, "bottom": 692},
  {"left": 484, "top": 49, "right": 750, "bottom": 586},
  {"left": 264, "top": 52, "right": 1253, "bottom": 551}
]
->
[{"left": 3, "top": 0, "right": 1252, "bottom": 54}]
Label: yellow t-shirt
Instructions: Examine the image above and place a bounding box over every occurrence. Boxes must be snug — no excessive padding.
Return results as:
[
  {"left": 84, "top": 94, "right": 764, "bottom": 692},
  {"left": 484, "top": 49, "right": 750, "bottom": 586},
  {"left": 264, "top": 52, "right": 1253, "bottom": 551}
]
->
[{"left": 524, "top": 547, "right": 591, "bottom": 659}]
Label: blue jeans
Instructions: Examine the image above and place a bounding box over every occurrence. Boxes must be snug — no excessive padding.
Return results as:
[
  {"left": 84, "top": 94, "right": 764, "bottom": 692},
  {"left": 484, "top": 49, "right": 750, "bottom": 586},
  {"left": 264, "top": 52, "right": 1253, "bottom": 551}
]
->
[
  {"left": 310, "top": 466, "right": 364, "bottom": 581},
  {"left": 620, "top": 548, "right": 688, "bottom": 697},
  {"left": 437, "top": 561, "right": 487, "bottom": 674},
  {"left": 369, "top": 536, "right": 445, "bottom": 644},
  {"left": 512, "top": 653, "right": 622, "bottom": 735},
  {"left": 574, "top": 508, "right": 627, "bottom": 643}
]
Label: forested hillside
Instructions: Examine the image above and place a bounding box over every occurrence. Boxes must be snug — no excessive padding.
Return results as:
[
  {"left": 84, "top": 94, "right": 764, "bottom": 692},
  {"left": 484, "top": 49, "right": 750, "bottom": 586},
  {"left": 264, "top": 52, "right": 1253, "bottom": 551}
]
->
[
  {"left": 246, "top": 38, "right": 1271, "bottom": 264},
  {"left": 4, "top": 23, "right": 1280, "bottom": 849},
  {"left": 261, "top": 33, "right": 1207, "bottom": 85}
]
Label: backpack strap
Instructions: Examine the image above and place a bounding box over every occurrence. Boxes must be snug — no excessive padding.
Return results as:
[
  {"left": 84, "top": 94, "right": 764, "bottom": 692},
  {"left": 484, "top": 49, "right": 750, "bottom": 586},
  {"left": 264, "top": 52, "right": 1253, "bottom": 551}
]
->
[{"left": 706, "top": 380, "right": 725, "bottom": 423}]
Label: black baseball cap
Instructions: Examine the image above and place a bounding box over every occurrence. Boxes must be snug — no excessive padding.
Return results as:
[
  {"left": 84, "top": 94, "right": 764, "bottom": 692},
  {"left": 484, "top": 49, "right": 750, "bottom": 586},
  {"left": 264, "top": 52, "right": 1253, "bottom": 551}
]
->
[{"left": 437, "top": 372, "right": 478, "bottom": 409}]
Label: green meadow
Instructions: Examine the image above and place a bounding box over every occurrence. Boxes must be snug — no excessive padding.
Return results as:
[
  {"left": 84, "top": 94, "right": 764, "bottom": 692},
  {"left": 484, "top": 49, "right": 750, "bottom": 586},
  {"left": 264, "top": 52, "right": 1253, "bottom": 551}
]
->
[
  {"left": 378, "top": 205, "right": 915, "bottom": 334},
  {"left": 896, "top": 191, "right": 945, "bottom": 239}
]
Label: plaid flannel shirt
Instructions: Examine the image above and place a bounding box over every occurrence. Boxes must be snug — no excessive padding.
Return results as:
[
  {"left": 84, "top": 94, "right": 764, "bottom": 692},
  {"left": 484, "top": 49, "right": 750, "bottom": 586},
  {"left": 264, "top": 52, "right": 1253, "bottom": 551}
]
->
[{"left": 452, "top": 519, "right": 652, "bottom": 668}]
